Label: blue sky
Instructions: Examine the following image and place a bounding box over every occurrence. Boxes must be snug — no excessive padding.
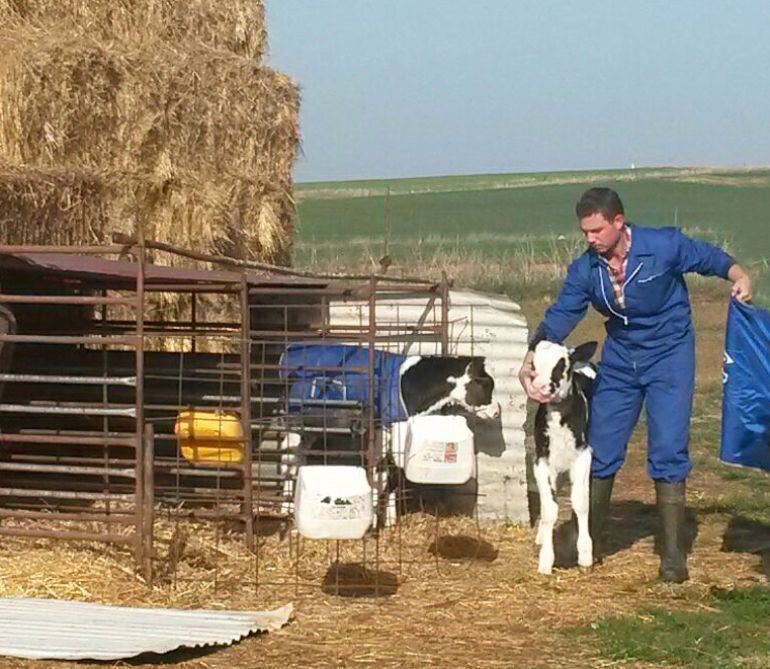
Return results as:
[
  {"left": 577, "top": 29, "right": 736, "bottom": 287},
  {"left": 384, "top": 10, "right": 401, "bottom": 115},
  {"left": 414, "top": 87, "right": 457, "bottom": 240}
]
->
[{"left": 265, "top": 1, "right": 770, "bottom": 183}]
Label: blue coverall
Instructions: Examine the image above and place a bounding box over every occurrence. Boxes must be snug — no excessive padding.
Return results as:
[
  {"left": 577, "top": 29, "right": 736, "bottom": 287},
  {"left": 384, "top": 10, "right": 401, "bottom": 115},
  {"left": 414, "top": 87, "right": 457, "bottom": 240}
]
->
[{"left": 531, "top": 224, "right": 734, "bottom": 482}]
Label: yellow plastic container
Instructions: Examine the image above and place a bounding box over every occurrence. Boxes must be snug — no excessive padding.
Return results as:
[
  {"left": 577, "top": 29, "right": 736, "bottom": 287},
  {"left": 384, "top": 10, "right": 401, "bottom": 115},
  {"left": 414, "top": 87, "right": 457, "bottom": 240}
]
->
[{"left": 174, "top": 409, "right": 244, "bottom": 464}]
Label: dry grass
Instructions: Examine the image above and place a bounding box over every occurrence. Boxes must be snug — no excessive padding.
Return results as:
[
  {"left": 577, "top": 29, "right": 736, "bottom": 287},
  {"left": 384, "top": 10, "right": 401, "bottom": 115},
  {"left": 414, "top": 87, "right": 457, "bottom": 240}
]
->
[
  {"left": 0, "top": 0, "right": 266, "bottom": 59},
  {"left": 0, "top": 501, "right": 764, "bottom": 669}
]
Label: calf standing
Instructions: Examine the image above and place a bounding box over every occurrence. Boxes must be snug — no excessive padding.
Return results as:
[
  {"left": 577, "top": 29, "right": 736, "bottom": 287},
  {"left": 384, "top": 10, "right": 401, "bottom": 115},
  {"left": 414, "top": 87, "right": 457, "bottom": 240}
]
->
[{"left": 531, "top": 341, "right": 597, "bottom": 574}]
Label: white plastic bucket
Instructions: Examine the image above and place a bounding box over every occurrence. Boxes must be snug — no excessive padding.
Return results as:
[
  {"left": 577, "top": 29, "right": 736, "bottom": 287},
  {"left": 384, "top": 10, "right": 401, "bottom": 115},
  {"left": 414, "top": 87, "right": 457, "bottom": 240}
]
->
[
  {"left": 294, "top": 465, "right": 373, "bottom": 539},
  {"left": 405, "top": 415, "right": 475, "bottom": 485}
]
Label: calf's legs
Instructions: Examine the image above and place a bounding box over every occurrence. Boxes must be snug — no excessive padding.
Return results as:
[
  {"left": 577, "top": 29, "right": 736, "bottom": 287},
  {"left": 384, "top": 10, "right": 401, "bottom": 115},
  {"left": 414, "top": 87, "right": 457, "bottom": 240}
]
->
[
  {"left": 570, "top": 449, "right": 593, "bottom": 568},
  {"left": 533, "top": 459, "right": 558, "bottom": 574}
]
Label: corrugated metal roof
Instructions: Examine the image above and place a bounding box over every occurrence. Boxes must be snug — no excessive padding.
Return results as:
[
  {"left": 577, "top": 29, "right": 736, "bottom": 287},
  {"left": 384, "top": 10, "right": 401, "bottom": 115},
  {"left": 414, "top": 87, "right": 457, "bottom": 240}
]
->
[
  {"left": 0, "top": 597, "right": 292, "bottom": 660},
  {"left": 0, "top": 252, "right": 327, "bottom": 288}
]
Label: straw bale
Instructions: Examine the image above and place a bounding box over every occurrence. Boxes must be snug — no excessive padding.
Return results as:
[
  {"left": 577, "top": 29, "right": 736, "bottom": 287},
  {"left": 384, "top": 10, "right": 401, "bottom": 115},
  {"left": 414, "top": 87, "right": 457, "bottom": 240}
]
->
[
  {"left": 0, "top": 165, "right": 293, "bottom": 265},
  {"left": 0, "top": 28, "right": 299, "bottom": 182},
  {"left": 0, "top": 163, "right": 291, "bottom": 345},
  {"left": 0, "top": 164, "right": 111, "bottom": 245},
  {"left": 0, "top": 0, "right": 266, "bottom": 59}
]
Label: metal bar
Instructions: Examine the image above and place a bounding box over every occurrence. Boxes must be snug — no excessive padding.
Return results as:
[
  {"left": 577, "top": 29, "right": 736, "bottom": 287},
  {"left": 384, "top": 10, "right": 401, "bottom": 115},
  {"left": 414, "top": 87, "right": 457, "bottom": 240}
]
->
[
  {"left": 152, "top": 487, "right": 244, "bottom": 498},
  {"left": 17, "top": 428, "right": 136, "bottom": 438},
  {"left": 200, "top": 394, "right": 362, "bottom": 408},
  {"left": 145, "top": 283, "right": 238, "bottom": 293},
  {"left": 154, "top": 433, "right": 245, "bottom": 444},
  {"left": 9, "top": 455, "right": 138, "bottom": 466},
  {"left": 111, "top": 234, "right": 438, "bottom": 285},
  {"left": 254, "top": 425, "right": 357, "bottom": 435},
  {"left": 0, "top": 509, "right": 135, "bottom": 523},
  {"left": 86, "top": 327, "right": 240, "bottom": 338},
  {"left": 0, "top": 334, "right": 139, "bottom": 346},
  {"left": 134, "top": 242, "right": 146, "bottom": 575},
  {"left": 441, "top": 271, "right": 450, "bottom": 355},
  {"left": 190, "top": 293, "right": 197, "bottom": 353},
  {"left": 240, "top": 276, "right": 254, "bottom": 549},
  {"left": 249, "top": 287, "right": 359, "bottom": 296},
  {"left": 88, "top": 318, "right": 238, "bottom": 329},
  {"left": 0, "top": 527, "right": 134, "bottom": 544},
  {"left": 0, "top": 245, "right": 127, "bottom": 254},
  {"left": 0, "top": 434, "right": 136, "bottom": 446},
  {"left": 157, "top": 467, "right": 244, "bottom": 478},
  {"left": 247, "top": 330, "right": 442, "bottom": 341},
  {"left": 142, "top": 423, "right": 154, "bottom": 585},
  {"left": 322, "top": 324, "right": 442, "bottom": 331},
  {"left": 0, "top": 462, "right": 136, "bottom": 477},
  {"left": 0, "top": 295, "right": 135, "bottom": 305},
  {"left": 0, "top": 488, "right": 135, "bottom": 501},
  {"left": 367, "top": 277, "right": 376, "bottom": 484},
  {"left": 0, "top": 404, "right": 136, "bottom": 417},
  {"left": 0, "top": 373, "right": 136, "bottom": 386},
  {"left": 247, "top": 362, "right": 369, "bottom": 373}
]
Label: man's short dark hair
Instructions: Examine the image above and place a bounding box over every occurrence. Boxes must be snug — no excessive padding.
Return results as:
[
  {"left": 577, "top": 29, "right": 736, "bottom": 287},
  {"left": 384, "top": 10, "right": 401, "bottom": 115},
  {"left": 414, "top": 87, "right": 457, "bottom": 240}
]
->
[{"left": 576, "top": 187, "right": 624, "bottom": 220}]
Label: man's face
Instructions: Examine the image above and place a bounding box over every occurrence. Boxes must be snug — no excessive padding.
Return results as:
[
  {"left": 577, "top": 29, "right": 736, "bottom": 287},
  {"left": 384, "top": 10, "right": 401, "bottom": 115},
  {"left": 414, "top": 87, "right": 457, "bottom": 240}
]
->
[{"left": 579, "top": 212, "right": 625, "bottom": 255}]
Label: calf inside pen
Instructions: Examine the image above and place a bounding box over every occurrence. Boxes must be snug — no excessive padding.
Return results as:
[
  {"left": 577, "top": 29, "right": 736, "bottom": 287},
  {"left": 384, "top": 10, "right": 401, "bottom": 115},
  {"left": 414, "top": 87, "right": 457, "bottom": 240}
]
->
[{"left": 531, "top": 340, "right": 597, "bottom": 574}]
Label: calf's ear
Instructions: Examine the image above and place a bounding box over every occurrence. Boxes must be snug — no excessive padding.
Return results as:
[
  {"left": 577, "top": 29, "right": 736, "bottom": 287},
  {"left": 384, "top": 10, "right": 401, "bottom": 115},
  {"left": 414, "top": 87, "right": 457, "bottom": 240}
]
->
[
  {"left": 466, "top": 358, "right": 486, "bottom": 377},
  {"left": 569, "top": 341, "right": 598, "bottom": 363}
]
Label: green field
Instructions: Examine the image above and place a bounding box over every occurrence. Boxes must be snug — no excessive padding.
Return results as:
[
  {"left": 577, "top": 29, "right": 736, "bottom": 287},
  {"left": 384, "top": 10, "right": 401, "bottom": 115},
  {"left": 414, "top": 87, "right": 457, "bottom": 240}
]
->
[{"left": 294, "top": 166, "right": 770, "bottom": 303}]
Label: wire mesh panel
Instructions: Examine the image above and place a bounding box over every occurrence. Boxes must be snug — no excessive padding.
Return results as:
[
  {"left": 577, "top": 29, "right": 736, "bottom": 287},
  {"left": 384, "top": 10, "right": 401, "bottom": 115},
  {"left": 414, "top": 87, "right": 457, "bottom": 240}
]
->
[
  {"left": 0, "top": 242, "right": 457, "bottom": 595},
  {"left": 0, "top": 245, "right": 152, "bottom": 580}
]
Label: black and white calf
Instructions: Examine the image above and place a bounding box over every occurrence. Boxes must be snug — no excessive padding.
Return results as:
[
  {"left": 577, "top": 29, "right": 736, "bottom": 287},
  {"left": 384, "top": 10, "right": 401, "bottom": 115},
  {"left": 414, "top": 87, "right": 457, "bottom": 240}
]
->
[
  {"left": 532, "top": 340, "right": 597, "bottom": 574},
  {"left": 399, "top": 355, "right": 498, "bottom": 420},
  {"left": 279, "top": 353, "right": 499, "bottom": 510}
]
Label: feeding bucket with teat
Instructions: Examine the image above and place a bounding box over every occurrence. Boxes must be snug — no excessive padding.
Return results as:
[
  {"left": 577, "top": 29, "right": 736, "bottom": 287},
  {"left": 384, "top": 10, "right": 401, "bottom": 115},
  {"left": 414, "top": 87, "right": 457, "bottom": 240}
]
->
[
  {"left": 294, "top": 465, "right": 374, "bottom": 540},
  {"left": 404, "top": 415, "right": 475, "bottom": 484}
]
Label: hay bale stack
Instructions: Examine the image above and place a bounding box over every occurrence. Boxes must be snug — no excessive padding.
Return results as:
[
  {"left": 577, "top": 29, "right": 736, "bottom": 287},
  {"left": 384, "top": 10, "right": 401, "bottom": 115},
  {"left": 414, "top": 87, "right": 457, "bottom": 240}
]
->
[
  {"left": 0, "top": 164, "right": 111, "bottom": 245},
  {"left": 0, "top": 31, "right": 298, "bottom": 179},
  {"left": 0, "top": 164, "right": 293, "bottom": 264},
  {"left": 0, "top": 1, "right": 298, "bottom": 266},
  {"left": 0, "top": 0, "right": 266, "bottom": 59}
]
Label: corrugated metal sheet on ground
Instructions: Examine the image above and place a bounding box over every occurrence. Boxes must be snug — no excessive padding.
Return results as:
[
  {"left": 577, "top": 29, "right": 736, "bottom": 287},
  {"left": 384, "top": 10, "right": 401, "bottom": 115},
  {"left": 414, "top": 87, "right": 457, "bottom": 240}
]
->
[{"left": 0, "top": 597, "right": 293, "bottom": 660}]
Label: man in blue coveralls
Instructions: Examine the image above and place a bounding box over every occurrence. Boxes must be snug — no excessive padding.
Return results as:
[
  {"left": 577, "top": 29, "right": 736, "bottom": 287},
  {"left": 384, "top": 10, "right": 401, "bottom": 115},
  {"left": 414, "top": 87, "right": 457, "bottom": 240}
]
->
[{"left": 519, "top": 187, "right": 753, "bottom": 582}]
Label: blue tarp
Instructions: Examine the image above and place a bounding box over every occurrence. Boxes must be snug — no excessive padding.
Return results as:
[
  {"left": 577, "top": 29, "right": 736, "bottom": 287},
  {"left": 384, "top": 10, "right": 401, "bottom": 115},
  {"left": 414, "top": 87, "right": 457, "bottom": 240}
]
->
[
  {"left": 278, "top": 344, "right": 408, "bottom": 425},
  {"left": 720, "top": 298, "right": 770, "bottom": 471}
]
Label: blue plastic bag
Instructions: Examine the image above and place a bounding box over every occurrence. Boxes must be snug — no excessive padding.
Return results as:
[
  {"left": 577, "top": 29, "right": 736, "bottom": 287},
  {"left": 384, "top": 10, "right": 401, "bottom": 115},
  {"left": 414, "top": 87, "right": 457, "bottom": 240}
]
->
[
  {"left": 719, "top": 298, "right": 770, "bottom": 471},
  {"left": 279, "top": 344, "right": 408, "bottom": 425}
]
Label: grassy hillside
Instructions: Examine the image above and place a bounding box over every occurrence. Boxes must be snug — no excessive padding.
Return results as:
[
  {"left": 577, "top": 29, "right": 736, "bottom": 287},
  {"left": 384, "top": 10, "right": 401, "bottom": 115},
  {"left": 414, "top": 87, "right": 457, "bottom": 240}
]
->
[{"left": 293, "top": 167, "right": 770, "bottom": 303}]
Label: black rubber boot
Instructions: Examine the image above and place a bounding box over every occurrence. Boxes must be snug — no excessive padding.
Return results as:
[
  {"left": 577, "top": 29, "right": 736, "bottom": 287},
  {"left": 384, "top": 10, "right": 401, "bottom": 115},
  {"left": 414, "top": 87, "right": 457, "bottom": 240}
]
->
[
  {"left": 589, "top": 475, "right": 615, "bottom": 562},
  {"left": 553, "top": 474, "right": 615, "bottom": 567},
  {"left": 655, "top": 480, "right": 689, "bottom": 583}
]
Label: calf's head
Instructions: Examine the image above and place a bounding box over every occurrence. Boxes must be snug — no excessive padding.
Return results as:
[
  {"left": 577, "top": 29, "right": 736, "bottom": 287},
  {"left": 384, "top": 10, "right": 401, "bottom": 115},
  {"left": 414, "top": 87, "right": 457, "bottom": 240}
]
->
[
  {"left": 449, "top": 357, "right": 496, "bottom": 415},
  {"left": 400, "top": 356, "right": 498, "bottom": 419},
  {"left": 532, "top": 341, "right": 597, "bottom": 401}
]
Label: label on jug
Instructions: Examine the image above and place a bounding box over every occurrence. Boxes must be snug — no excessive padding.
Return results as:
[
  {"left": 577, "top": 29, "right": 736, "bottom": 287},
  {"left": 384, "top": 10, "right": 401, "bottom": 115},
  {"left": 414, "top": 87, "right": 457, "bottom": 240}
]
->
[{"left": 316, "top": 493, "right": 369, "bottom": 520}]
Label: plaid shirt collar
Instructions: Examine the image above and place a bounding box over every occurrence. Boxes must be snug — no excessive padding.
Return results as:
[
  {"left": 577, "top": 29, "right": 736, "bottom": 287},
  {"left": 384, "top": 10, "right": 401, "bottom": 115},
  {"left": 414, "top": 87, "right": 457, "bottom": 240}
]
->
[{"left": 600, "top": 226, "right": 632, "bottom": 309}]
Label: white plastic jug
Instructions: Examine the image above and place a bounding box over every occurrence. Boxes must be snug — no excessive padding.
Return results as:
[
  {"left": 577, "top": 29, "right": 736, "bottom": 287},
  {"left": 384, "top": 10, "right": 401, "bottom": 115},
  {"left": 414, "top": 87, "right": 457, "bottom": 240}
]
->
[
  {"left": 294, "top": 465, "right": 373, "bottom": 539},
  {"left": 405, "top": 415, "right": 475, "bottom": 485}
]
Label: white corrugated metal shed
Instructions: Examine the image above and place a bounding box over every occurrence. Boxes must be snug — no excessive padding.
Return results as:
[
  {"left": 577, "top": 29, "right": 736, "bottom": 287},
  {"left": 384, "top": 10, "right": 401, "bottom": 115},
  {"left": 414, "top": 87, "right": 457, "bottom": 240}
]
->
[
  {"left": 329, "top": 288, "right": 530, "bottom": 523},
  {"left": 0, "top": 597, "right": 292, "bottom": 660}
]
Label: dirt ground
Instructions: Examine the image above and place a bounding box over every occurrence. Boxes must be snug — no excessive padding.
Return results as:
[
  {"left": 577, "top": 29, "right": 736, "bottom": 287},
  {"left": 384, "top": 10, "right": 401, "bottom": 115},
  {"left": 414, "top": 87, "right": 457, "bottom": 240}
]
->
[{"left": 0, "top": 292, "right": 767, "bottom": 669}]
